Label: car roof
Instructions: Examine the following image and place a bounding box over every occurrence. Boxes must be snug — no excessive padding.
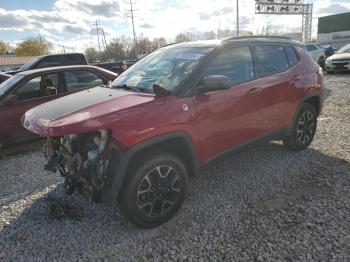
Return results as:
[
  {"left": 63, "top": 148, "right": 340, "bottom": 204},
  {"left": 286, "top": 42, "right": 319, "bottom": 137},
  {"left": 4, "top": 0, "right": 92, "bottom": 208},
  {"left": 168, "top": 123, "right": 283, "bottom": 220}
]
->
[
  {"left": 34, "top": 52, "right": 85, "bottom": 59},
  {"left": 165, "top": 36, "right": 302, "bottom": 49},
  {"left": 17, "top": 65, "right": 116, "bottom": 76}
]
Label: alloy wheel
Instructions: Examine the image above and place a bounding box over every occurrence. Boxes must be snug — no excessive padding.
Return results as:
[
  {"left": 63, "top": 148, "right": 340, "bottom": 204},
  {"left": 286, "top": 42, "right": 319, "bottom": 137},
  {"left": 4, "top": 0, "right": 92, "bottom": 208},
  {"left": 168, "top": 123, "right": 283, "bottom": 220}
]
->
[
  {"left": 296, "top": 110, "right": 316, "bottom": 145},
  {"left": 137, "top": 165, "right": 181, "bottom": 218}
]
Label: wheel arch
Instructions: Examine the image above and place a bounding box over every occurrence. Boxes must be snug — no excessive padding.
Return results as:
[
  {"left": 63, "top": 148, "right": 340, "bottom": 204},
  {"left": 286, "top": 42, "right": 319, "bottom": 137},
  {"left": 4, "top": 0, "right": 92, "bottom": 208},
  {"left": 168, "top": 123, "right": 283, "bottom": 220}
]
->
[{"left": 103, "top": 131, "right": 199, "bottom": 206}]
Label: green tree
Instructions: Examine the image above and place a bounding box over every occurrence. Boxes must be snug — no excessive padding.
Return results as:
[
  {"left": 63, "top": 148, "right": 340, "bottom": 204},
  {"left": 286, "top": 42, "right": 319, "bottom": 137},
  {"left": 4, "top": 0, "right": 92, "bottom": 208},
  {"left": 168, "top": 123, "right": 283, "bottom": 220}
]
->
[
  {"left": 85, "top": 48, "right": 99, "bottom": 63},
  {"left": 15, "top": 37, "right": 51, "bottom": 56}
]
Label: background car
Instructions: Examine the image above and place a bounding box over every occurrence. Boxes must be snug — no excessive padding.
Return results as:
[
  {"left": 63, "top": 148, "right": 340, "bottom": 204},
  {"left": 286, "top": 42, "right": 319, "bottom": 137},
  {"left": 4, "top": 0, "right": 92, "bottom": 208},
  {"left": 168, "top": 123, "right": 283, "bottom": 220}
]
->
[
  {"left": 94, "top": 61, "right": 127, "bottom": 74},
  {"left": 0, "top": 65, "right": 117, "bottom": 146},
  {"left": 5, "top": 53, "right": 88, "bottom": 76},
  {"left": 305, "top": 43, "right": 326, "bottom": 70},
  {"left": 325, "top": 43, "right": 350, "bottom": 74},
  {"left": 0, "top": 73, "right": 11, "bottom": 84}
]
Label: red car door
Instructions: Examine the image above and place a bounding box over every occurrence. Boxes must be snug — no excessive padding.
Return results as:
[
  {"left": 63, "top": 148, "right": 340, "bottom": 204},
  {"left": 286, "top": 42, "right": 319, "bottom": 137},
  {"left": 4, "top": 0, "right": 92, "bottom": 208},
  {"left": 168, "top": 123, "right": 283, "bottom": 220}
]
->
[
  {"left": 0, "top": 73, "right": 62, "bottom": 144},
  {"left": 252, "top": 44, "right": 298, "bottom": 131},
  {"left": 192, "top": 45, "right": 268, "bottom": 163}
]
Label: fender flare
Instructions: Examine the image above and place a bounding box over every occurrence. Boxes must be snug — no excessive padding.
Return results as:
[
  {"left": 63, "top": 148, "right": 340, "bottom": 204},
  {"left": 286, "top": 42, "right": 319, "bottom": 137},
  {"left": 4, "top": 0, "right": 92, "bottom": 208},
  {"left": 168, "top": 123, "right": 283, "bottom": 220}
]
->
[
  {"left": 287, "top": 93, "right": 321, "bottom": 134},
  {"left": 102, "top": 131, "right": 199, "bottom": 206}
]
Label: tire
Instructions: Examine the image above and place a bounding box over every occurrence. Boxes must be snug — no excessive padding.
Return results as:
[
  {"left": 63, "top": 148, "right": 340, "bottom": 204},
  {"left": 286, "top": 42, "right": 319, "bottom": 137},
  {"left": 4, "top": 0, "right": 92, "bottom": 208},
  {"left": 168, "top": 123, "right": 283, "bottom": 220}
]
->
[
  {"left": 118, "top": 152, "right": 188, "bottom": 228},
  {"left": 326, "top": 70, "right": 334, "bottom": 74},
  {"left": 318, "top": 56, "right": 325, "bottom": 71},
  {"left": 283, "top": 103, "right": 317, "bottom": 151}
]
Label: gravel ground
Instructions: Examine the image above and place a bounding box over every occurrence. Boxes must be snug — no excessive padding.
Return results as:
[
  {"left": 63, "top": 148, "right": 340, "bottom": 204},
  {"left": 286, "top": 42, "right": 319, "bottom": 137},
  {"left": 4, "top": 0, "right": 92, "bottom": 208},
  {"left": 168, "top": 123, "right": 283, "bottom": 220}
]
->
[{"left": 0, "top": 73, "right": 350, "bottom": 261}]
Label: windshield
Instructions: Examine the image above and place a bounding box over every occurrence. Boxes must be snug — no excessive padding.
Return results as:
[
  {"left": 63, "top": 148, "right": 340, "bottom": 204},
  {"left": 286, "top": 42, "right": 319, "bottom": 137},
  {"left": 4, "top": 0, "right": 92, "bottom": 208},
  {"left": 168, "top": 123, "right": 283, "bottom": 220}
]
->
[
  {"left": 0, "top": 74, "right": 24, "bottom": 97},
  {"left": 111, "top": 46, "right": 213, "bottom": 93},
  {"left": 336, "top": 44, "right": 350, "bottom": 54},
  {"left": 19, "top": 57, "right": 40, "bottom": 71}
]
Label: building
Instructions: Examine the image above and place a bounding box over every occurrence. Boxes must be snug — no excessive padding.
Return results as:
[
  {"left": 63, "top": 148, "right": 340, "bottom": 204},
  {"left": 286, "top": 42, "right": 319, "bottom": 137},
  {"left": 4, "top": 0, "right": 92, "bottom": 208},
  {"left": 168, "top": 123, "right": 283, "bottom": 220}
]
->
[
  {"left": 317, "top": 12, "right": 350, "bottom": 49},
  {"left": 0, "top": 54, "right": 33, "bottom": 72}
]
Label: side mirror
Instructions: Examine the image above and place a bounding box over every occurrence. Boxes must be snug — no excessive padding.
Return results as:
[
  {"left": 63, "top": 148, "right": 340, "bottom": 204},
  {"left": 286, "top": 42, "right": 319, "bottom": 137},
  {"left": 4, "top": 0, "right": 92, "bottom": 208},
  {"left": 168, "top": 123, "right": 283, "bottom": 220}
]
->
[
  {"left": 2, "top": 94, "right": 18, "bottom": 105},
  {"left": 198, "top": 75, "right": 232, "bottom": 93}
]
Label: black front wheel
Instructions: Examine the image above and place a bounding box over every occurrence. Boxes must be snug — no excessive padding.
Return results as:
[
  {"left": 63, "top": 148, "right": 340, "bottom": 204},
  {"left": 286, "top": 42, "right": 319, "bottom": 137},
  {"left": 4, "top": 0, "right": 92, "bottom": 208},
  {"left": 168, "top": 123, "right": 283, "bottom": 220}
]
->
[
  {"left": 118, "top": 152, "right": 188, "bottom": 228},
  {"left": 283, "top": 103, "right": 318, "bottom": 151}
]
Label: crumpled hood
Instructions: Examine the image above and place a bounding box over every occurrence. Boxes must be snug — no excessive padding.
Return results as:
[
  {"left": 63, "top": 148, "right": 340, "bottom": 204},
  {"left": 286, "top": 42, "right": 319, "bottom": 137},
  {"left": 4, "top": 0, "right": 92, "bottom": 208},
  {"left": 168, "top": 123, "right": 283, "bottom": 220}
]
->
[
  {"left": 329, "top": 53, "right": 350, "bottom": 61},
  {"left": 23, "top": 86, "right": 157, "bottom": 136}
]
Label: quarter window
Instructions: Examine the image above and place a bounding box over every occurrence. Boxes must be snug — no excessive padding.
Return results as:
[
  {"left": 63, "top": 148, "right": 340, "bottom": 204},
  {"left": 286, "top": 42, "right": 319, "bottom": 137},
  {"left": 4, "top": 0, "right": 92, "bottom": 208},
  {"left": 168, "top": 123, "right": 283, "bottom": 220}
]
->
[
  {"left": 64, "top": 70, "right": 104, "bottom": 92},
  {"left": 253, "top": 45, "right": 289, "bottom": 77},
  {"left": 285, "top": 45, "right": 298, "bottom": 66},
  {"left": 203, "top": 46, "right": 254, "bottom": 86}
]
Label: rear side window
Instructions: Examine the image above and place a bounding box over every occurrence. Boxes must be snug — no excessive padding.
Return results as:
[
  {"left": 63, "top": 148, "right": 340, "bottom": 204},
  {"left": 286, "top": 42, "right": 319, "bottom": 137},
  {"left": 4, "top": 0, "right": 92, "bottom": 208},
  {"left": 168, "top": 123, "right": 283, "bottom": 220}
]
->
[
  {"left": 203, "top": 46, "right": 254, "bottom": 86},
  {"left": 61, "top": 54, "right": 87, "bottom": 66},
  {"left": 253, "top": 45, "right": 289, "bottom": 77},
  {"left": 285, "top": 45, "right": 298, "bottom": 66},
  {"left": 35, "top": 56, "right": 60, "bottom": 69},
  {"left": 64, "top": 70, "right": 104, "bottom": 92},
  {"left": 306, "top": 44, "right": 317, "bottom": 52}
]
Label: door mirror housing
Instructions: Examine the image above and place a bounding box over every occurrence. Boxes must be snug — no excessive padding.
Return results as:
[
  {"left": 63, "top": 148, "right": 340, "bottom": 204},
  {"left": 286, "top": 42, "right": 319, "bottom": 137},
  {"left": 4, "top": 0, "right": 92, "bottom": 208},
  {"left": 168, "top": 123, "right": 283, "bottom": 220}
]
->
[
  {"left": 198, "top": 75, "right": 232, "bottom": 93},
  {"left": 2, "top": 93, "right": 18, "bottom": 105}
]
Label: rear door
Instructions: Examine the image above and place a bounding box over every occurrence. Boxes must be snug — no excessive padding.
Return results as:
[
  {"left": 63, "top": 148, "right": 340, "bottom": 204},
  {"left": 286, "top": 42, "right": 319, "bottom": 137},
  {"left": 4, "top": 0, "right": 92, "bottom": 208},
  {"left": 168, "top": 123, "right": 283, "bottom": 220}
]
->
[
  {"left": 251, "top": 43, "right": 296, "bottom": 131},
  {"left": 0, "top": 73, "right": 62, "bottom": 142},
  {"left": 192, "top": 45, "right": 268, "bottom": 162}
]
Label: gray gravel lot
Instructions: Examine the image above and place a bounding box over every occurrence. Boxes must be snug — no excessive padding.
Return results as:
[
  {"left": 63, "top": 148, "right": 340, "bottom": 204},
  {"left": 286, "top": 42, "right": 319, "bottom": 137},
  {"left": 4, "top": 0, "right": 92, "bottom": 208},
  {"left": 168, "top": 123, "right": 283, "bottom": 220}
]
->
[{"left": 0, "top": 73, "right": 350, "bottom": 261}]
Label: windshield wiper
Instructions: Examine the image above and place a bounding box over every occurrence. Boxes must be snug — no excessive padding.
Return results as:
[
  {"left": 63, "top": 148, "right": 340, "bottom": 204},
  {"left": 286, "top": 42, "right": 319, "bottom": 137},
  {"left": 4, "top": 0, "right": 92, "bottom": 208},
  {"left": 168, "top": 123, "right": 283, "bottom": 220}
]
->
[
  {"left": 114, "top": 84, "right": 143, "bottom": 93},
  {"left": 152, "top": 84, "right": 172, "bottom": 96}
]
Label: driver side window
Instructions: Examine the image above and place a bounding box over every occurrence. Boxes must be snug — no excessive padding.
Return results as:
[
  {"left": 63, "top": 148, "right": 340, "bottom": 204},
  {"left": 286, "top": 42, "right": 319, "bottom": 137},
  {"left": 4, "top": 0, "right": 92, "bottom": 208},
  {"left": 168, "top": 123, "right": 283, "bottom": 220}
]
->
[{"left": 203, "top": 46, "right": 254, "bottom": 86}]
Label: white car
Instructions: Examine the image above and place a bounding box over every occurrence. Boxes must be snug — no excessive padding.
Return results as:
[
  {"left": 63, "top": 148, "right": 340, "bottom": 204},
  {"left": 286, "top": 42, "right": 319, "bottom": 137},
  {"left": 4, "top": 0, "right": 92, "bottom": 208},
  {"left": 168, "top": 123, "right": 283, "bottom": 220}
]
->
[
  {"left": 325, "top": 43, "right": 350, "bottom": 74},
  {"left": 305, "top": 43, "right": 326, "bottom": 70}
]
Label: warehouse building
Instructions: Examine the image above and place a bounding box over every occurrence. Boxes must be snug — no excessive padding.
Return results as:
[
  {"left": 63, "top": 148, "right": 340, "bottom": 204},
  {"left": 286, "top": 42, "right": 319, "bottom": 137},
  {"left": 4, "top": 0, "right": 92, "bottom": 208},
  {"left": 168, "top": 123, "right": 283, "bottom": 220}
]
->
[{"left": 317, "top": 12, "right": 350, "bottom": 49}]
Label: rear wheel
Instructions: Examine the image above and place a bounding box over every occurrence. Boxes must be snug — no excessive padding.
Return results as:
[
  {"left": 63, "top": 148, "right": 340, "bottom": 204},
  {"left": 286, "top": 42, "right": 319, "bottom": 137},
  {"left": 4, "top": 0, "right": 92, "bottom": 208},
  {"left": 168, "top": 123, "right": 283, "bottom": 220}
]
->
[
  {"left": 283, "top": 103, "right": 317, "bottom": 151},
  {"left": 118, "top": 152, "right": 188, "bottom": 228}
]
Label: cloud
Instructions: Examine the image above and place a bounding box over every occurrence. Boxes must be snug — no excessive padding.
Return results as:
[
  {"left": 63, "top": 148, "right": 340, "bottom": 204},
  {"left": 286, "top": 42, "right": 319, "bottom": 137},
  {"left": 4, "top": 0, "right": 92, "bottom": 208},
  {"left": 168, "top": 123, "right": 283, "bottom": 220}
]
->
[
  {"left": 58, "top": 0, "right": 121, "bottom": 18},
  {"left": 0, "top": 10, "right": 28, "bottom": 28},
  {"left": 317, "top": 3, "right": 350, "bottom": 15},
  {"left": 198, "top": 13, "right": 211, "bottom": 20},
  {"left": 64, "top": 25, "right": 89, "bottom": 34},
  {"left": 140, "top": 23, "right": 155, "bottom": 29}
]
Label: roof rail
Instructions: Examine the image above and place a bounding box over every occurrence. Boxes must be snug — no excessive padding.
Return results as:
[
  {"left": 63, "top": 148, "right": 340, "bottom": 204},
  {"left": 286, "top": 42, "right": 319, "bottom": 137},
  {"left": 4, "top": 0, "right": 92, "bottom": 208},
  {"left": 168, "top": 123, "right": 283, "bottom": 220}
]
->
[{"left": 223, "top": 35, "right": 292, "bottom": 42}]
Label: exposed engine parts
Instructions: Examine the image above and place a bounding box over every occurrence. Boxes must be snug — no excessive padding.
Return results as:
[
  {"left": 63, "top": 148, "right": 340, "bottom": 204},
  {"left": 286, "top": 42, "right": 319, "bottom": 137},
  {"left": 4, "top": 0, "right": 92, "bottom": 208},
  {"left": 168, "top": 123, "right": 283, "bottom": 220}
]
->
[{"left": 44, "top": 130, "right": 111, "bottom": 202}]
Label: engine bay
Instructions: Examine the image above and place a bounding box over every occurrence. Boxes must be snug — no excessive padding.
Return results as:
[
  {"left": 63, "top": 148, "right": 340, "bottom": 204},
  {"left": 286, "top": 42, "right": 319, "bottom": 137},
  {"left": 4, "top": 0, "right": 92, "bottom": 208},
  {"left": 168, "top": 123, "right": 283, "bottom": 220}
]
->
[{"left": 44, "top": 130, "right": 111, "bottom": 202}]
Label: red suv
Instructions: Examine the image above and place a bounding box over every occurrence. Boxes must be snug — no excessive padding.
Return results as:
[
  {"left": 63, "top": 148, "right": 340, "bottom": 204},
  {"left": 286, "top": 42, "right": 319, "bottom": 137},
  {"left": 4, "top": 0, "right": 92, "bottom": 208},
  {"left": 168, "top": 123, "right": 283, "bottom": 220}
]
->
[{"left": 23, "top": 37, "right": 323, "bottom": 228}]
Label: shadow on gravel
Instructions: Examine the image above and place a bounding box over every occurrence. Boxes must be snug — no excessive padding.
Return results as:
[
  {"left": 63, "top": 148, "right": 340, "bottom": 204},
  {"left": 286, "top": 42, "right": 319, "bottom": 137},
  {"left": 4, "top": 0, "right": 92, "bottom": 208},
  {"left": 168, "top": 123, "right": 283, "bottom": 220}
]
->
[{"left": 1, "top": 142, "right": 349, "bottom": 259}]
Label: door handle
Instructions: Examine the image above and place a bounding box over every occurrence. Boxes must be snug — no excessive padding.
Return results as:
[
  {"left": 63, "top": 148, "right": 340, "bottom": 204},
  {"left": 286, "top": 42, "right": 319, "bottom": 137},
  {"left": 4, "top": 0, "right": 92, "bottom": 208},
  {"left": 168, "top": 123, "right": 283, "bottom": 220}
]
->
[{"left": 247, "top": 87, "right": 261, "bottom": 95}]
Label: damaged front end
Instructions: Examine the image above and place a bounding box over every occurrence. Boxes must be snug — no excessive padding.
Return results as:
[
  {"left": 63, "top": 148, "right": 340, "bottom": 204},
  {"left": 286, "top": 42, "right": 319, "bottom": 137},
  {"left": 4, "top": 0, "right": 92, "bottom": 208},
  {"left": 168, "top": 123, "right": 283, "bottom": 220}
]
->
[{"left": 43, "top": 130, "right": 123, "bottom": 203}]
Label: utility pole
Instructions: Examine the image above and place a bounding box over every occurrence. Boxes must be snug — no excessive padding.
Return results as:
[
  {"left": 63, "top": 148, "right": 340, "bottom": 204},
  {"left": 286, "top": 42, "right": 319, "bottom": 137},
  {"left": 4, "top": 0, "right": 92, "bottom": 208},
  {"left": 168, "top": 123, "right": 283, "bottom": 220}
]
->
[
  {"left": 236, "top": 0, "right": 239, "bottom": 37},
  {"left": 95, "top": 20, "right": 102, "bottom": 57},
  {"left": 126, "top": 0, "right": 138, "bottom": 58}
]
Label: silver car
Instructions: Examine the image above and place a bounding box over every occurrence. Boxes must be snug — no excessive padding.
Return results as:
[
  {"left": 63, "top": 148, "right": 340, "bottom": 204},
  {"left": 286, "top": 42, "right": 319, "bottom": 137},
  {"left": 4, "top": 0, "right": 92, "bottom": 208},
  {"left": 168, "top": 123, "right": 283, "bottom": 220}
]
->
[{"left": 325, "top": 44, "right": 350, "bottom": 74}]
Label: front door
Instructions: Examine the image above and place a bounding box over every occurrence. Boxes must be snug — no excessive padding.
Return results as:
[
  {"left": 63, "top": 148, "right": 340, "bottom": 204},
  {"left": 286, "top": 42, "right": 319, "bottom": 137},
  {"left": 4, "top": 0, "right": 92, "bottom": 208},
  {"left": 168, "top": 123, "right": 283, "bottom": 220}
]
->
[
  {"left": 192, "top": 45, "right": 268, "bottom": 163},
  {"left": 0, "top": 73, "right": 62, "bottom": 143}
]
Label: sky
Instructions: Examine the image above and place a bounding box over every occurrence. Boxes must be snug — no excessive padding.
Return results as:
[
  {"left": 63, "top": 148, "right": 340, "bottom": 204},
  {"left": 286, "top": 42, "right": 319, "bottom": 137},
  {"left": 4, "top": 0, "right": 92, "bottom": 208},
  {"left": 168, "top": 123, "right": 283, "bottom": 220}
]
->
[{"left": 0, "top": 0, "right": 349, "bottom": 52}]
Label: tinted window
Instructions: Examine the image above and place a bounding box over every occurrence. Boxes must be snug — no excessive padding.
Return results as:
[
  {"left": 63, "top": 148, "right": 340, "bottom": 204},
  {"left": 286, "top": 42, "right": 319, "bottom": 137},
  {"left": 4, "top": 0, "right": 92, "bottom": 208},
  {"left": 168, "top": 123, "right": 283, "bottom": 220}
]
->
[
  {"left": 306, "top": 44, "right": 317, "bottom": 51},
  {"left": 61, "top": 54, "right": 87, "bottom": 66},
  {"left": 64, "top": 70, "right": 104, "bottom": 92},
  {"left": 253, "top": 45, "right": 289, "bottom": 77},
  {"left": 35, "top": 56, "right": 61, "bottom": 69},
  {"left": 285, "top": 45, "right": 298, "bottom": 66},
  {"left": 203, "top": 46, "right": 254, "bottom": 86},
  {"left": 15, "top": 73, "right": 59, "bottom": 100}
]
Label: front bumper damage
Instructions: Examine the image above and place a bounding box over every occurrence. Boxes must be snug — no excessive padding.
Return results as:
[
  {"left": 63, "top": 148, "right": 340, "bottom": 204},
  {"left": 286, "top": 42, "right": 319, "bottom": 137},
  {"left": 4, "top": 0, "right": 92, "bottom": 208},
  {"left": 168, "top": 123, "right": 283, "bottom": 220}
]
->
[{"left": 43, "top": 130, "right": 124, "bottom": 203}]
